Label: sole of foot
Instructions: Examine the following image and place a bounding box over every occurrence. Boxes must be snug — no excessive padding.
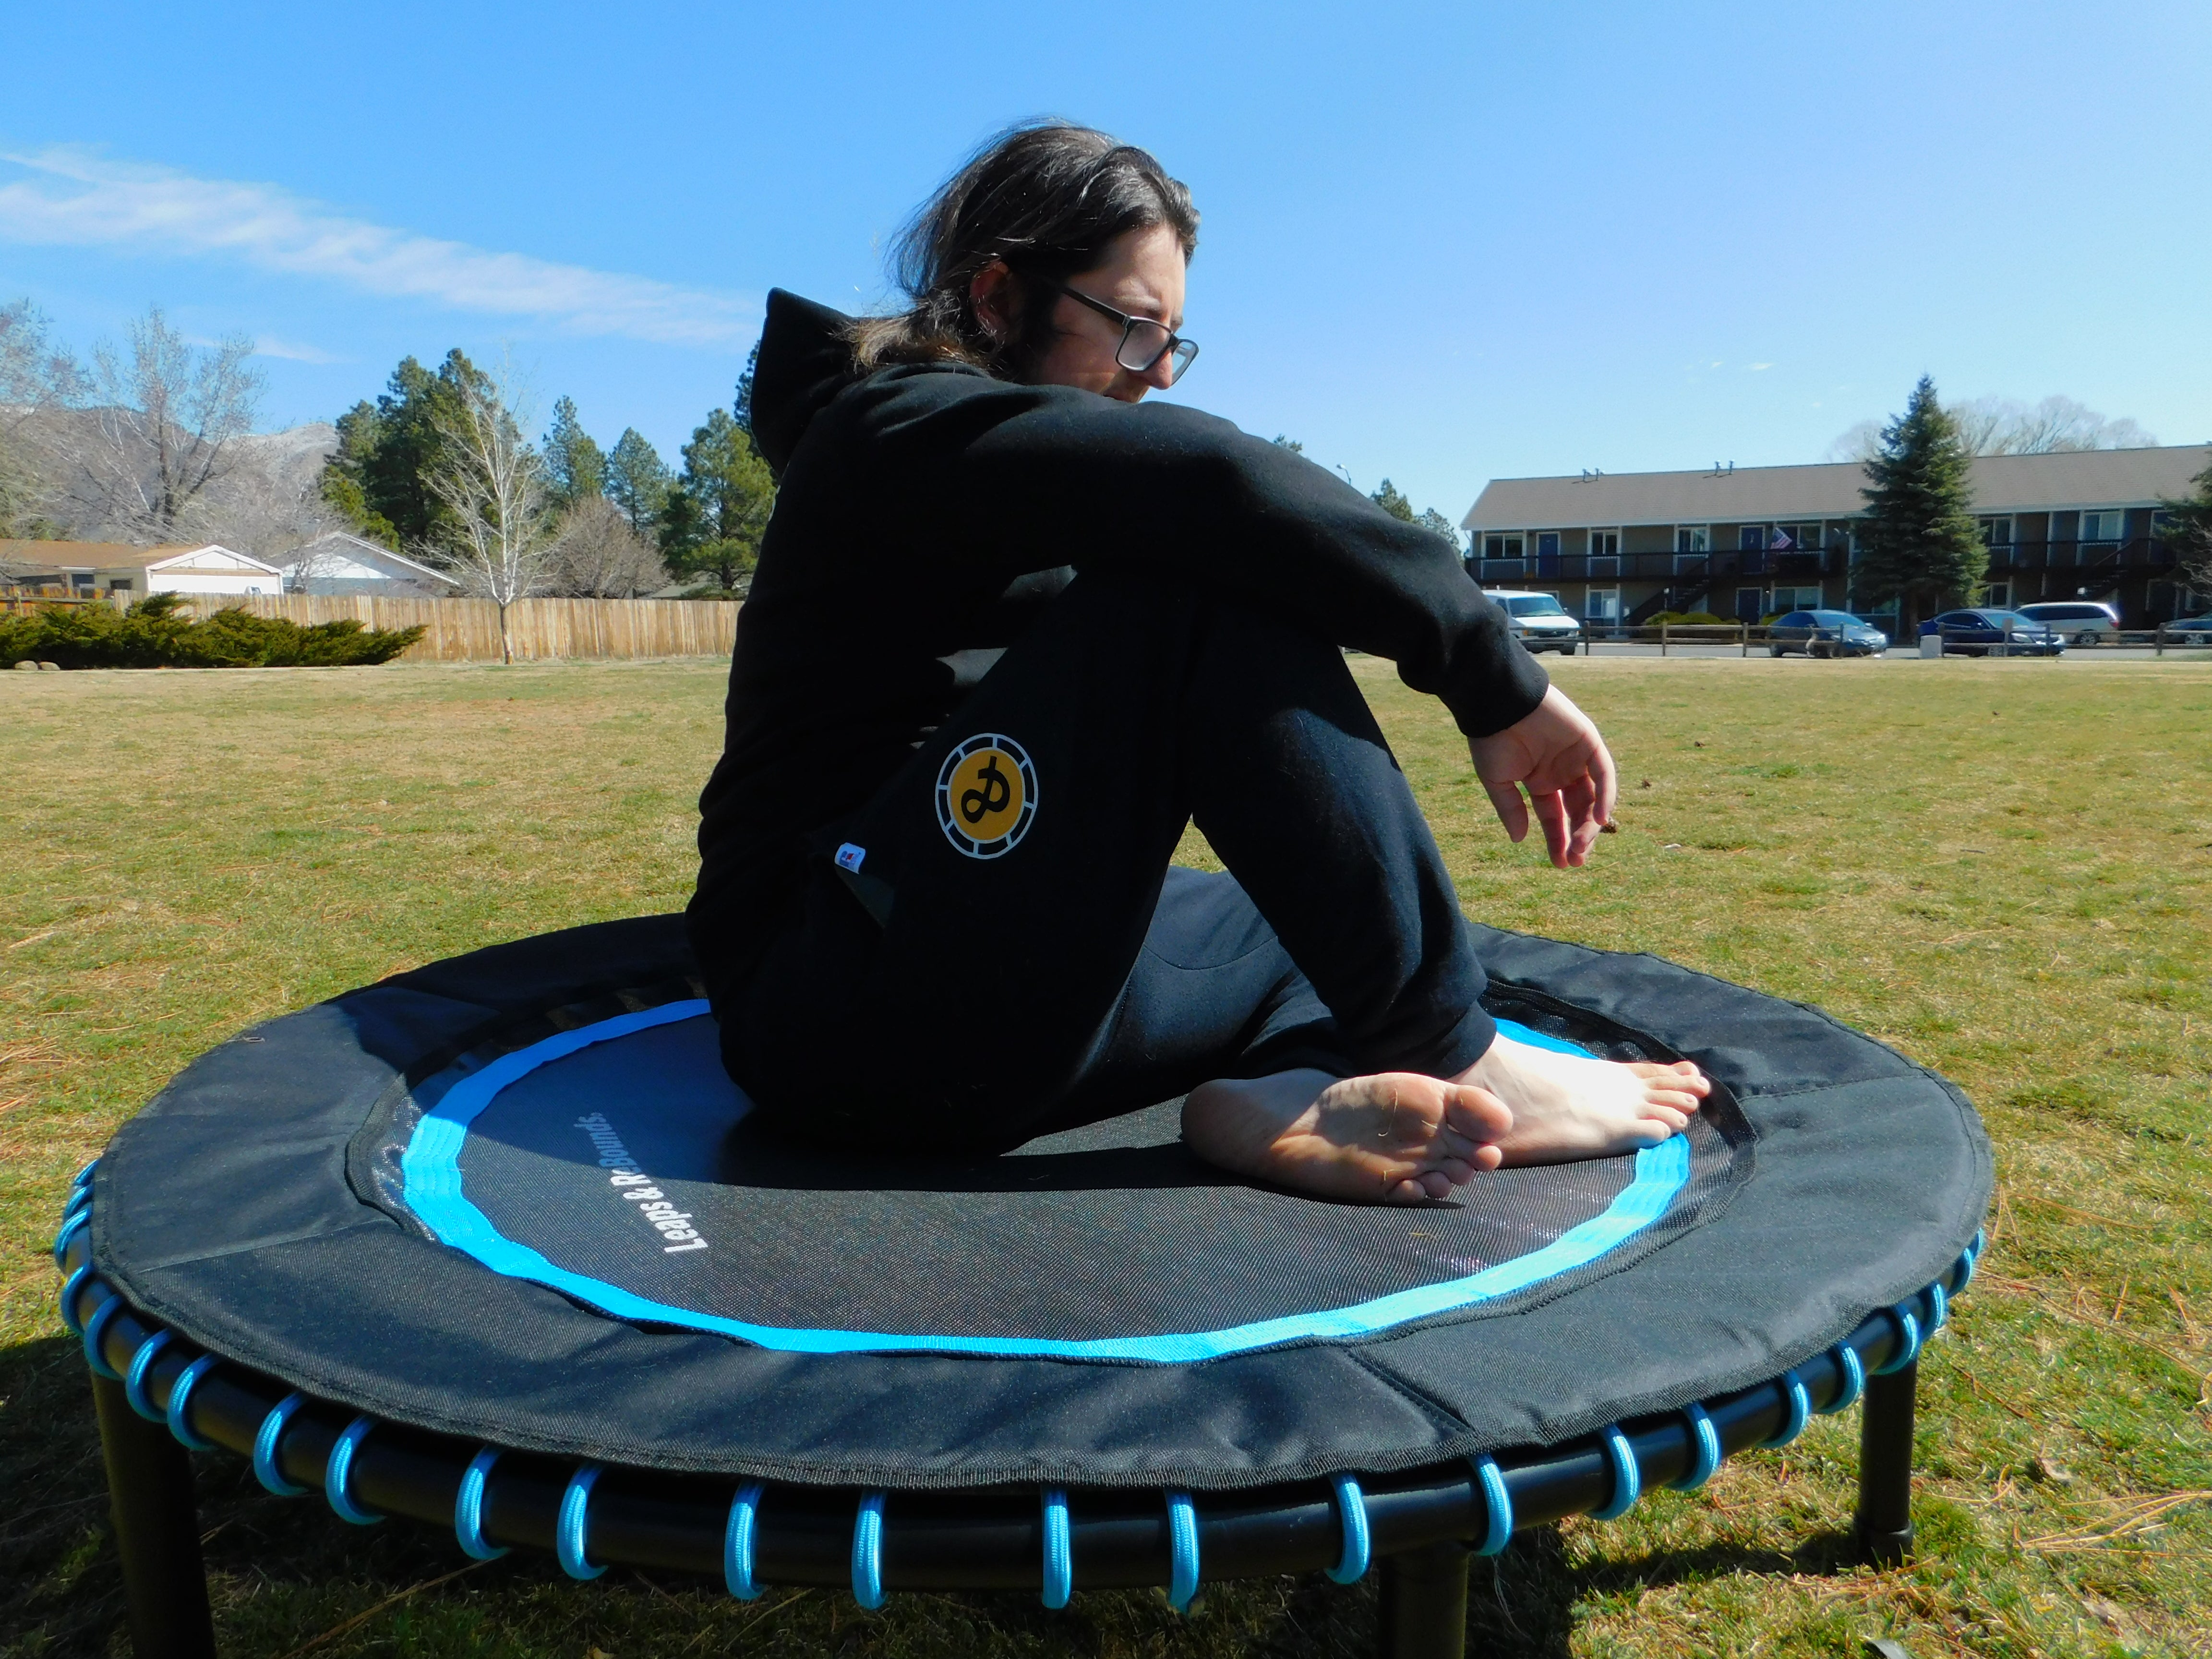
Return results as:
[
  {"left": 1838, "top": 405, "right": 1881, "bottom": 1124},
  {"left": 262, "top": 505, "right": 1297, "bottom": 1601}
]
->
[{"left": 1182, "top": 1068, "right": 1514, "bottom": 1205}]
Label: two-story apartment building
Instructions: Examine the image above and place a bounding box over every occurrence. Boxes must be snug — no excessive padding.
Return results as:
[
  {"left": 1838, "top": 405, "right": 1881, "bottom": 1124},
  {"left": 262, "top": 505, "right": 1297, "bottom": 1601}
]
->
[{"left": 1460, "top": 444, "right": 2209, "bottom": 628}]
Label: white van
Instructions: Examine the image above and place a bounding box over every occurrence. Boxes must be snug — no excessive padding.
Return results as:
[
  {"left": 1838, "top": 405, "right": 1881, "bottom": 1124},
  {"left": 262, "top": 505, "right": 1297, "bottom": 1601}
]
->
[
  {"left": 2016, "top": 601, "right": 2120, "bottom": 646},
  {"left": 1486, "top": 590, "right": 1584, "bottom": 655}
]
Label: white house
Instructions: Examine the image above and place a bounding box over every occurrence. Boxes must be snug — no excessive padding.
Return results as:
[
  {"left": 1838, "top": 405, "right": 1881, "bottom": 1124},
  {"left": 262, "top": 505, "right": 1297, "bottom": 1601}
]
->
[
  {"left": 278, "top": 532, "right": 459, "bottom": 597},
  {"left": 0, "top": 541, "right": 286, "bottom": 599}
]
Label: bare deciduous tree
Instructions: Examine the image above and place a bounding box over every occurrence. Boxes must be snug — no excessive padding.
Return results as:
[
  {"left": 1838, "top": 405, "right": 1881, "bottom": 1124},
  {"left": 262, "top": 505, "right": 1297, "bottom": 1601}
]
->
[
  {"left": 46, "top": 308, "right": 267, "bottom": 542},
  {"left": 1948, "top": 395, "right": 2157, "bottom": 456},
  {"left": 546, "top": 494, "right": 667, "bottom": 597},
  {"left": 0, "top": 299, "right": 89, "bottom": 541},
  {"left": 1831, "top": 395, "right": 2158, "bottom": 464},
  {"left": 422, "top": 365, "right": 558, "bottom": 663}
]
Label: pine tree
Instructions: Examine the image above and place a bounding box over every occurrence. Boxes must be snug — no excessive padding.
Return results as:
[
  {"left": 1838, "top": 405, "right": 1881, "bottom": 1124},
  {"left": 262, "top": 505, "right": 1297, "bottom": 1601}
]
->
[
  {"left": 604, "top": 428, "right": 671, "bottom": 538},
  {"left": 1370, "top": 478, "right": 1416, "bottom": 522},
  {"left": 733, "top": 342, "right": 760, "bottom": 441},
  {"left": 660, "top": 409, "right": 775, "bottom": 595},
  {"left": 317, "top": 350, "right": 490, "bottom": 549},
  {"left": 542, "top": 396, "right": 605, "bottom": 508},
  {"left": 1852, "top": 376, "right": 1985, "bottom": 636}
]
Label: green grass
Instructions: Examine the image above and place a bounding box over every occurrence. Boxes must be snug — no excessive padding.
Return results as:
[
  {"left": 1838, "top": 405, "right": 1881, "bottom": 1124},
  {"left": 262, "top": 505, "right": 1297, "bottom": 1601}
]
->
[{"left": 4, "top": 653, "right": 2210, "bottom": 1658}]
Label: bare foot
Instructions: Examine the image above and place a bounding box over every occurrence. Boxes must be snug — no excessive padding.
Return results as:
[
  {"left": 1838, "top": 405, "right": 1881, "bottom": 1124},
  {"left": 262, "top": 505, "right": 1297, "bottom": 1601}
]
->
[
  {"left": 1459, "top": 1033, "right": 1710, "bottom": 1166},
  {"left": 1182, "top": 1068, "right": 1514, "bottom": 1204}
]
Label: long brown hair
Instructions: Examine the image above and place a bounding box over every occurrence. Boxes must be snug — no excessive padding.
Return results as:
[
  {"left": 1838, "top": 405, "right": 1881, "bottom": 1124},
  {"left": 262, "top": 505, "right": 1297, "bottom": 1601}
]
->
[{"left": 849, "top": 121, "right": 1199, "bottom": 382}]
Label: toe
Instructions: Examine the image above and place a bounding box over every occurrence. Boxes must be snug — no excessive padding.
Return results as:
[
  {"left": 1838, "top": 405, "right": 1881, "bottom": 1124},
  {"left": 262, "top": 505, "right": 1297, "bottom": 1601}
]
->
[
  {"left": 1444, "top": 1084, "right": 1512, "bottom": 1142},
  {"left": 1645, "top": 1105, "right": 1690, "bottom": 1133}
]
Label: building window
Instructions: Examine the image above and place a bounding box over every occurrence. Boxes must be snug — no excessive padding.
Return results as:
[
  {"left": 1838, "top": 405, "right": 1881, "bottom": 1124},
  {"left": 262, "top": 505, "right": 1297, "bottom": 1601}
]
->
[
  {"left": 1589, "top": 529, "right": 1621, "bottom": 557},
  {"left": 1584, "top": 589, "right": 1620, "bottom": 623},
  {"left": 2080, "top": 510, "right": 2123, "bottom": 545},
  {"left": 108, "top": 579, "right": 132, "bottom": 592},
  {"left": 1483, "top": 534, "right": 1525, "bottom": 560},
  {"left": 1978, "top": 516, "right": 2013, "bottom": 547},
  {"left": 1676, "top": 526, "right": 1710, "bottom": 553},
  {"left": 71, "top": 572, "right": 95, "bottom": 592},
  {"left": 1976, "top": 580, "right": 2014, "bottom": 609},
  {"left": 1775, "top": 586, "right": 1824, "bottom": 611}
]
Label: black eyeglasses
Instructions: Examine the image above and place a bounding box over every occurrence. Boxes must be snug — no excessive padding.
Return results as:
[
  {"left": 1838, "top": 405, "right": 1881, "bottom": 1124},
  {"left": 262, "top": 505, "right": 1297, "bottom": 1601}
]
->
[{"left": 1033, "top": 277, "right": 1199, "bottom": 384}]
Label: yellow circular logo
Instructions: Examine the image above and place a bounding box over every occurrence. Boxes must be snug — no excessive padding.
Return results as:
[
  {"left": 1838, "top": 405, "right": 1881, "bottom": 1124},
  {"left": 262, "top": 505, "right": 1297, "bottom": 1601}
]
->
[{"left": 934, "top": 734, "right": 1038, "bottom": 858}]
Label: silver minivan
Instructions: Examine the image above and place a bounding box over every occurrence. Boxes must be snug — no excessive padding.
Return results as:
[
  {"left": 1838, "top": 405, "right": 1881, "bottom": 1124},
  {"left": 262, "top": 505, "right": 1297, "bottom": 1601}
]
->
[{"left": 2016, "top": 601, "right": 2120, "bottom": 646}]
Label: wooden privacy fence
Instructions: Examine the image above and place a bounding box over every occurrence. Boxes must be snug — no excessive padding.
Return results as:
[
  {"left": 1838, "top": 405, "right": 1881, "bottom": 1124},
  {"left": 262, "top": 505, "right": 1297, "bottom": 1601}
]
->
[{"left": 171, "top": 594, "right": 740, "bottom": 663}]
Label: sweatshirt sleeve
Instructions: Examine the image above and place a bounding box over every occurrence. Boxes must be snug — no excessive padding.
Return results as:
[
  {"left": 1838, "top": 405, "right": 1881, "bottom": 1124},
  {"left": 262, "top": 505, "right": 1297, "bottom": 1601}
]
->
[{"left": 853, "top": 371, "right": 1550, "bottom": 739}]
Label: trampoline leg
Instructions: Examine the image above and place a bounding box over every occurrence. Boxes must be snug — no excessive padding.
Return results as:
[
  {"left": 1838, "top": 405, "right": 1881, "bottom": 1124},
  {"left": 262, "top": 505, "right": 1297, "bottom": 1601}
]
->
[
  {"left": 92, "top": 1370, "right": 216, "bottom": 1659},
  {"left": 1376, "top": 1539, "right": 1469, "bottom": 1659},
  {"left": 1853, "top": 1358, "right": 1917, "bottom": 1566}
]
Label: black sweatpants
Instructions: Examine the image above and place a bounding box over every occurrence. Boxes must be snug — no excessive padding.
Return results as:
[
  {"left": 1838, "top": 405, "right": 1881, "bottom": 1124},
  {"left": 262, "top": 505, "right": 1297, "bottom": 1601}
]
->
[{"left": 724, "top": 573, "right": 1497, "bottom": 1153}]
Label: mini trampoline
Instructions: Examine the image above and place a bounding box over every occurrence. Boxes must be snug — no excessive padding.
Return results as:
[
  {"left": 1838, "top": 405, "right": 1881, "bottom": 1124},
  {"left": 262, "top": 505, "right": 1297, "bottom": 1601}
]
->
[{"left": 59, "top": 914, "right": 1989, "bottom": 1659}]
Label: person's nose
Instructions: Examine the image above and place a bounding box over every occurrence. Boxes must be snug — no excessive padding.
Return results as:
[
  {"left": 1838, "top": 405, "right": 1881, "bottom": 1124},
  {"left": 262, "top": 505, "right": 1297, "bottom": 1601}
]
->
[{"left": 1142, "top": 351, "right": 1178, "bottom": 391}]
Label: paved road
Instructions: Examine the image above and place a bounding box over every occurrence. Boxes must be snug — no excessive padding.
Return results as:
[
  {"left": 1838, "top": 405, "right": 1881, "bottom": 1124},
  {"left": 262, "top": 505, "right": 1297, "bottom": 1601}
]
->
[{"left": 1562, "top": 643, "right": 2210, "bottom": 661}]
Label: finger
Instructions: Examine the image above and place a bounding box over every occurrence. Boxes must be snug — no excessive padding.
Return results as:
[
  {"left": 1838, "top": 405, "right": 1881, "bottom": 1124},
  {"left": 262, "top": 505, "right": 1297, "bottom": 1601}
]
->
[
  {"left": 1587, "top": 731, "right": 1619, "bottom": 830},
  {"left": 1483, "top": 779, "right": 1530, "bottom": 844},
  {"left": 1530, "top": 788, "right": 1572, "bottom": 869},
  {"left": 1560, "top": 772, "right": 1601, "bottom": 865}
]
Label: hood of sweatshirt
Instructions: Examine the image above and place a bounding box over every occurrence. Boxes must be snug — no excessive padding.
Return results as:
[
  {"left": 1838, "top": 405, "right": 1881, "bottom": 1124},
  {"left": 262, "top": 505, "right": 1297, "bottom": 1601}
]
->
[{"left": 749, "top": 290, "right": 867, "bottom": 479}]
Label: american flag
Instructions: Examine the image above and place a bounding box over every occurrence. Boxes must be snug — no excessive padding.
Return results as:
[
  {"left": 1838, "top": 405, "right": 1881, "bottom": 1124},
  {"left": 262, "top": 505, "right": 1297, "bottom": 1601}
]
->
[{"left": 1768, "top": 528, "right": 1795, "bottom": 550}]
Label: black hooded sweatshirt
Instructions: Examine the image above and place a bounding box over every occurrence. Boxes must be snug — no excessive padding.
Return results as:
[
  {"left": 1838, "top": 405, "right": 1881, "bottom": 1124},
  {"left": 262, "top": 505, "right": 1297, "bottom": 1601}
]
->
[{"left": 688, "top": 290, "right": 1550, "bottom": 992}]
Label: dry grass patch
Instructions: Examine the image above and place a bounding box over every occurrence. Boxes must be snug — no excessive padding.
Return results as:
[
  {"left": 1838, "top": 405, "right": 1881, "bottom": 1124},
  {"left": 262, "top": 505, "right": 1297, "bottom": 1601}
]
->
[{"left": 5, "top": 652, "right": 2211, "bottom": 1657}]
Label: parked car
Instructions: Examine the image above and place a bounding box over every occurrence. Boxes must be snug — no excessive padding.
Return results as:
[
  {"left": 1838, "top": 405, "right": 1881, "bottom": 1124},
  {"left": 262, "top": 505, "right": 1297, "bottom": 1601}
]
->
[
  {"left": 1766, "top": 609, "right": 1888, "bottom": 658},
  {"left": 2016, "top": 600, "right": 2121, "bottom": 646},
  {"left": 2161, "top": 615, "right": 2212, "bottom": 645},
  {"left": 1485, "top": 589, "right": 1585, "bottom": 654},
  {"left": 1919, "top": 610, "right": 2065, "bottom": 656}
]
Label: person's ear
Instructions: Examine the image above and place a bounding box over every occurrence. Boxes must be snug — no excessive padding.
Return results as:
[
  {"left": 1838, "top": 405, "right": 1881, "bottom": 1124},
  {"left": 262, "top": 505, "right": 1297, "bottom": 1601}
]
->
[{"left": 969, "top": 261, "right": 1017, "bottom": 341}]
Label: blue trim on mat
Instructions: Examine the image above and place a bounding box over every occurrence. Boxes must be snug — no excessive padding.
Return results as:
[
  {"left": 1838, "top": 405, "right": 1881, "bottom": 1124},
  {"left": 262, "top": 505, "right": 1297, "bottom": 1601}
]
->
[{"left": 400, "top": 1003, "right": 1693, "bottom": 1361}]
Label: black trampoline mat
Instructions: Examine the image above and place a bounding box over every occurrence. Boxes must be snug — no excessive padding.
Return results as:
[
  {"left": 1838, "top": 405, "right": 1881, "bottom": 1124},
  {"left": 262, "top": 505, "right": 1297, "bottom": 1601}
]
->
[{"left": 376, "top": 996, "right": 1749, "bottom": 1360}]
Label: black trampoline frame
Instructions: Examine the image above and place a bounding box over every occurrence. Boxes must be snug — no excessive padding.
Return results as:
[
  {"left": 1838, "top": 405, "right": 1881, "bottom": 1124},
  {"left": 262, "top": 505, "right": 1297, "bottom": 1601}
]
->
[{"left": 56, "top": 1163, "right": 1979, "bottom": 1659}]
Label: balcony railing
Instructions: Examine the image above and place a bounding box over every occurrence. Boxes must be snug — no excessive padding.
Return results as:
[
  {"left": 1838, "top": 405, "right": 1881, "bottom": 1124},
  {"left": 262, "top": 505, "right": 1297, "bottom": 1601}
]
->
[
  {"left": 1978, "top": 535, "right": 2174, "bottom": 573},
  {"left": 1471, "top": 548, "right": 1843, "bottom": 586},
  {"left": 1471, "top": 537, "right": 2176, "bottom": 589}
]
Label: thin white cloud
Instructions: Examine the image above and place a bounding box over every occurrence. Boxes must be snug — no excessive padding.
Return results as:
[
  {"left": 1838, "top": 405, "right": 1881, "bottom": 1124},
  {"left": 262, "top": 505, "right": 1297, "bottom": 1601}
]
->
[
  {"left": 0, "top": 147, "right": 757, "bottom": 349},
  {"left": 1747, "top": 361, "right": 1773, "bottom": 372},
  {"left": 252, "top": 335, "right": 341, "bottom": 364}
]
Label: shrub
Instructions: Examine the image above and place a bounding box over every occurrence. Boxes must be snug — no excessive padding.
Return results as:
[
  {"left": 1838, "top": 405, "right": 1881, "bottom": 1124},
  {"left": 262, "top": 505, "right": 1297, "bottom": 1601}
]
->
[
  {"left": 0, "top": 594, "right": 425, "bottom": 670},
  {"left": 1647, "top": 611, "right": 1732, "bottom": 627}
]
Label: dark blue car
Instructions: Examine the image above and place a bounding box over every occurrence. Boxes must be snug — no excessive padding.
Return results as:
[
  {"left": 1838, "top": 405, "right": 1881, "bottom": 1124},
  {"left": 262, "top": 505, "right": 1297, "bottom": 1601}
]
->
[{"left": 1920, "top": 610, "right": 2065, "bottom": 656}]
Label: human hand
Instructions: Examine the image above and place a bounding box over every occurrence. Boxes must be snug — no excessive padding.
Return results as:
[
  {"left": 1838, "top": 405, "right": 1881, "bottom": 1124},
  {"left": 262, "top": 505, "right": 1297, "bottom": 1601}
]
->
[{"left": 1467, "top": 686, "right": 1618, "bottom": 869}]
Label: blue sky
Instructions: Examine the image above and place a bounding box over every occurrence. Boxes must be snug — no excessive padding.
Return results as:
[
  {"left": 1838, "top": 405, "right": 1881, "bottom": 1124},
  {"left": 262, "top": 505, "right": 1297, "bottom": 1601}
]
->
[{"left": 3, "top": 0, "right": 2206, "bottom": 524}]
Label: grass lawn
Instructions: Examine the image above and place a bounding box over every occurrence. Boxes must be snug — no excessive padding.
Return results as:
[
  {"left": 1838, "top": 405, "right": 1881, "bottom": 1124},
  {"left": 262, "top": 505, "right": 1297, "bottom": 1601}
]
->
[{"left": 3, "top": 652, "right": 2208, "bottom": 1658}]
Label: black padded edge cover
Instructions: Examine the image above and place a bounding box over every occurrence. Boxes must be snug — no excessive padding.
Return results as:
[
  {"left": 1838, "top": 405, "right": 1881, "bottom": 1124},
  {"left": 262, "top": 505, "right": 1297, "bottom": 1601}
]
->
[{"left": 90, "top": 915, "right": 1991, "bottom": 1491}]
